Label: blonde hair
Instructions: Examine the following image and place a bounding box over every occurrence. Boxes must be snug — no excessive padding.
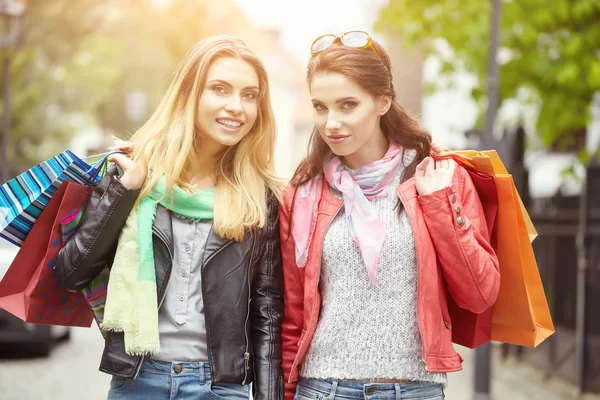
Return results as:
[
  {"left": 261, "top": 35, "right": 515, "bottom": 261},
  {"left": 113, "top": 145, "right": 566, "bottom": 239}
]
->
[{"left": 127, "top": 35, "right": 283, "bottom": 241}]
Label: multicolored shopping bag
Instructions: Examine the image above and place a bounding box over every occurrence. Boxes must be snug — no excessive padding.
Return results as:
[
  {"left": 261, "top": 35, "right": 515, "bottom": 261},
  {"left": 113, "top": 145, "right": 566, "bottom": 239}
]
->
[
  {"left": 0, "top": 151, "right": 122, "bottom": 327},
  {"left": 0, "top": 150, "right": 107, "bottom": 246}
]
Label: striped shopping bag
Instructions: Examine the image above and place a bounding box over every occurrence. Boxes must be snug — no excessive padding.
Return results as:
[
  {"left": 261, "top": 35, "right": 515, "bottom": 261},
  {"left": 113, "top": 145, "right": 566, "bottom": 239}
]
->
[{"left": 0, "top": 150, "right": 106, "bottom": 246}]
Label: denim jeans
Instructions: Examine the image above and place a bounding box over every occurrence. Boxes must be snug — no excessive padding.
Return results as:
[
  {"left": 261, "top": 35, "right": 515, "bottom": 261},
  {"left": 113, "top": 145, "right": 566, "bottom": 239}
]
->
[
  {"left": 107, "top": 359, "right": 250, "bottom": 399},
  {"left": 295, "top": 377, "right": 445, "bottom": 400}
]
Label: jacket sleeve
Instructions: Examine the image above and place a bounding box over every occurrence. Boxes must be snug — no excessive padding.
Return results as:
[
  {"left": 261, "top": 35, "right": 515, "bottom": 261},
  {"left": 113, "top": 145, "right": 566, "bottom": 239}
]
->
[
  {"left": 279, "top": 188, "right": 304, "bottom": 400},
  {"left": 53, "top": 165, "right": 140, "bottom": 292},
  {"left": 251, "top": 192, "right": 284, "bottom": 400},
  {"left": 418, "top": 164, "right": 500, "bottom": 314}
]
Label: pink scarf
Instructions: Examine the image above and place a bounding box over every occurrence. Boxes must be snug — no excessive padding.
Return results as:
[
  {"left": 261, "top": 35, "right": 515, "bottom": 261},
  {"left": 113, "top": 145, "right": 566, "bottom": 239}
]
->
[{"left": 292, "top": 141, "right": 403, "bottom": 286}]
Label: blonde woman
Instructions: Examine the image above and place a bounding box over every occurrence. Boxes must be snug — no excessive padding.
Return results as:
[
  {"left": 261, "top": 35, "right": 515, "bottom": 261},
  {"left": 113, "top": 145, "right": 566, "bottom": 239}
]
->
[{"left": 55, "top": 36, "right": 284, "bottom": 400}]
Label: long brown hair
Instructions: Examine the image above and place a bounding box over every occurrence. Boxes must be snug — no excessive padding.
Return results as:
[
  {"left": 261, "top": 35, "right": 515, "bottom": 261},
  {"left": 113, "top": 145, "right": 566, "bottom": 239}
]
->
[{"left": 290, "top": 40, "right": 432, "bottom": 188}]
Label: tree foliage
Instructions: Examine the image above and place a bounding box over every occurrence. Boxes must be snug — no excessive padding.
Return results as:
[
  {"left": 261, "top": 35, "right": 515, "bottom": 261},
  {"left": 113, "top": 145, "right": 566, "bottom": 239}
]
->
[
  {"left": 376, "top": 0, "right": 600, "bottom": 151},
  {"left": 1, "top": 0, "right": 211, "bottom": 176},
  {"left": 2, "top": 0, "right": 118, "bottom": 174}
]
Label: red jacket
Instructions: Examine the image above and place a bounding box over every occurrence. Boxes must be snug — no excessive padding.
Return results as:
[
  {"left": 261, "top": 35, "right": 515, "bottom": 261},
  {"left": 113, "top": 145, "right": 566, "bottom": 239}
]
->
[{"left": 279, "top": 164, "right": 501, "bottom": 400}]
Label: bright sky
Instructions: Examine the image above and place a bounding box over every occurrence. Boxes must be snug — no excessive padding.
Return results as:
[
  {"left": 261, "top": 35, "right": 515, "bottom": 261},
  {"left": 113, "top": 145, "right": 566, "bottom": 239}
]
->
[{"left": 234, "top": 0, "right": 389, "bottom": 64}]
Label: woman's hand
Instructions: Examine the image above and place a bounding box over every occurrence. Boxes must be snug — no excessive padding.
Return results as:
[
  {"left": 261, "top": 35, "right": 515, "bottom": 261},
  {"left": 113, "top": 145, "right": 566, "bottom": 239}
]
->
[
  {"left": 415, "top": 157, "right": 456, "bottom": 196},
  {"left": 107, "top": 146, "right": 147, "bottom": 190},
  {"left": 430, "top": 141, "right": 444, "bottom": 153}
]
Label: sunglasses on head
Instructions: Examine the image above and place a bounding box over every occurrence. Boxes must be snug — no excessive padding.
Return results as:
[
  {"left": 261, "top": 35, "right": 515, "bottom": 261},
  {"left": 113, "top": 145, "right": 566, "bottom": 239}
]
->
[{"left": 310, "top": 31, "right": 391, "bottom": 85}]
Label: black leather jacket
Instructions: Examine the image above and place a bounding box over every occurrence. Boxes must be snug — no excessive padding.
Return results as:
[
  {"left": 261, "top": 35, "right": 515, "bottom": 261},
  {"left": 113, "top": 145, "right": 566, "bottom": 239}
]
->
[{"left": 54, "top": 166, "right": 284, "bottom": 399}]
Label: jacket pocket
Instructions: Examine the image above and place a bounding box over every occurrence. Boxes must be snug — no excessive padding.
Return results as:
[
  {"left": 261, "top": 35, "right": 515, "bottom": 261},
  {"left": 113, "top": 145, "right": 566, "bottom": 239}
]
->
[{"left": 439, "top": 282, "right": 452, "bottom": 331}]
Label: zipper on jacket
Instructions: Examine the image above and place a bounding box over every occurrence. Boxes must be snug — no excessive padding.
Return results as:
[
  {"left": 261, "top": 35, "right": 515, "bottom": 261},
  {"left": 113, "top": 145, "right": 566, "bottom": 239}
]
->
[
  {"left": 198, "top": 222, "right": 244, "bottom": 382},
  {"left": 200, "top": 225, "right": 216, "bottom": 381},
  {"left": 242, "top": 352, "right": 250, "bottom": 384},
  {"left": 242, "top": 234, "right": 258, "bottom": 385},
  {"left": 133, "top": 356, "right": 144, "bottom": 379},
  {"left": 199, "top": 222, "right": 252, "bottom": 383},
  {"left": 396, "top": 188, "right": 428, "bottom": 373},
  {"left": 288, "top": 201, "right": 343, "bottom": 384}
]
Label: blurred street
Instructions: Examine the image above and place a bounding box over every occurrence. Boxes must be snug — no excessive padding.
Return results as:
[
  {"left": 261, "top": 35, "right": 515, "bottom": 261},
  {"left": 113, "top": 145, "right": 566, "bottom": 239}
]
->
[
  {"left": 0, "top": 240, "right": 17, "bottom": 275},
  {"left": 0, "top": 241, "right": 110, "bottom": 399},
  {"left": 0, "top": 326, "right": 109, "bottom": 400}
]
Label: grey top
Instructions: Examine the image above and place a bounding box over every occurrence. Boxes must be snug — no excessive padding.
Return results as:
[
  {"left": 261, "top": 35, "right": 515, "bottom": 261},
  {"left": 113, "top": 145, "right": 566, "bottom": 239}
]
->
[
  {"left": 300, "top": 161, "right": 447, "bottom": 384},
  {"left": 150, "top": 214, "right": 212, "bottom": 362}
]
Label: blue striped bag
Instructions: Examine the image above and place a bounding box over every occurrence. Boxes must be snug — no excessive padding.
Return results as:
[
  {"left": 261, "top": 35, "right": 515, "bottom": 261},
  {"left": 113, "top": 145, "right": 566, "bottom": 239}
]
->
[{"left": 0, "top": 150, "right": 111, "bottom": 246}]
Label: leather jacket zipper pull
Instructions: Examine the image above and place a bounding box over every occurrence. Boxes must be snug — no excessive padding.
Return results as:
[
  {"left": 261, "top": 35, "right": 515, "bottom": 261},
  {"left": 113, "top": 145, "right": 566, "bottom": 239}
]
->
[{"left": 241, "top": 352, "right": 250, "bottom": 385}]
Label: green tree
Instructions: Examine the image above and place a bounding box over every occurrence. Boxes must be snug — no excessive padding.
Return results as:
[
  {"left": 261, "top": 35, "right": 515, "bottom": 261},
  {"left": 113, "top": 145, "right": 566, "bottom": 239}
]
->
[
  {"left": 98, "top": 0, "right": 211, "bottom": 138},
  {"left": 376, "top": 0, "right": 600, "bottom": 152},
  {"left": 2, "top": 0, "right": 121, "bottom": 175},
  {"left": 1, "top": 0, "right": 215, "bottom": 176}
]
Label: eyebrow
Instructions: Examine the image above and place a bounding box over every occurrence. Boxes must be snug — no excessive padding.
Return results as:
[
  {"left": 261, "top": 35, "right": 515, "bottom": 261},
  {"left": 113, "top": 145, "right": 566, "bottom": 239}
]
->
[
  {"left": 207, "top": 79, "right": 259, "bottom": 91},
  {"left": 311, "top": 96, "right": 359, "bottom": 104},
  {"left": 335, "top": 97, "right": 359, "bottom": 104}
]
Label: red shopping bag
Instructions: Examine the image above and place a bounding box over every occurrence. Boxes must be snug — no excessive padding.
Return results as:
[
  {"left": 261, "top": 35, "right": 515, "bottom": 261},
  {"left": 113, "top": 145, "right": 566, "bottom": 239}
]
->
[
  {"left": 0, "top": 181, "right": 94, "bottom": 327},
  {"left": 432, "top": 152, "right": 499, "bottom": 348}
]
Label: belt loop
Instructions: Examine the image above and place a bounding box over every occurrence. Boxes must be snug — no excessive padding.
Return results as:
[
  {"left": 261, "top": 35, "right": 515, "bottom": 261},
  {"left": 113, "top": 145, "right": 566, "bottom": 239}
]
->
[
  {"left": 202, "top": 362, "right": 209, "bottom": 385},
  {"left": 327, "top": 380, "right": 339, "bottom": 400},
  {"left": 394, "top": 383, "right": 401, "bottom": 400}
]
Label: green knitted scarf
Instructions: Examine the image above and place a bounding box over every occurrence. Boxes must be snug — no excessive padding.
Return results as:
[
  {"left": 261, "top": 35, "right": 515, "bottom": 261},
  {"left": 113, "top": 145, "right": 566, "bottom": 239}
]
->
[{"left": 102, "top": 176, "right": 215, "bottom": 355}]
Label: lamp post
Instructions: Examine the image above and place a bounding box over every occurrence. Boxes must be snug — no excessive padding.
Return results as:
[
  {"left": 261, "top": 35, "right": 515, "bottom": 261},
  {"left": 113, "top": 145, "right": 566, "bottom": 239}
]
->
[
  {"left": 473, "top": 0, "right": 502, "bottom": 399},
  {"left": 0, "top": 0, "right": 26, "bottom": 184}
]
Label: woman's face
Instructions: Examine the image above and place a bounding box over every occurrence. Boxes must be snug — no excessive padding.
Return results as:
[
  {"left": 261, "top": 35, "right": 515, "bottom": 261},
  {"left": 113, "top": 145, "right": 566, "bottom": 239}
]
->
[
  {"left": 310, "top": 72, "right": 390, "bottom": 165},
  {"left": 196, "top": 57, "right": 260, "bottom": 154}
]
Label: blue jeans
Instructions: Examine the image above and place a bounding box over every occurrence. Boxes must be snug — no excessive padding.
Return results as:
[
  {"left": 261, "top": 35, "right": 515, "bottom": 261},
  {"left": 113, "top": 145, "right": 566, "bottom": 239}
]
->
[
  {"left": 107, "top": 359, "right": 250, "bottom": 399},
  {"left": 295, "top": 377, "right": 445, "bottom": 400}
]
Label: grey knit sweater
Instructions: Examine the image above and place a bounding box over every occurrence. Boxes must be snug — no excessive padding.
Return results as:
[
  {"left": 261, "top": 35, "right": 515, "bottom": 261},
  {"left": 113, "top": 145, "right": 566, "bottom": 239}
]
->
[{"left": 300, "top": 164, "right": 447, "bottom": 384}]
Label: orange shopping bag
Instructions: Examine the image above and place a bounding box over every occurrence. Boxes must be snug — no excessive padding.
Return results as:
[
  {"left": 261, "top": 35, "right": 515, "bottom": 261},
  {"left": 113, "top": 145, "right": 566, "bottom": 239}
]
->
[
  {"left": 436, "top": 150, "right": 553, "bottom": 347},
  {"left": 491, "top": 174, "right": 554, "bottom": 346}
]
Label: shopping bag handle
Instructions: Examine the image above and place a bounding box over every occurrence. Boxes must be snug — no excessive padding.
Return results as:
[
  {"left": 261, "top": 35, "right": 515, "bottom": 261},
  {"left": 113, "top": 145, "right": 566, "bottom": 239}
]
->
[
  {"left": 431, "top": 151, "right": 479, "bottom": 171},
  {"left": 85, "top": 151, "right": 127, "bottom": 185},
  {"left": 83, "top": 151, "right": 119, "bottom": 161},
  {"left": 432, "top": 150, "right": 475, "bottom": 161}
]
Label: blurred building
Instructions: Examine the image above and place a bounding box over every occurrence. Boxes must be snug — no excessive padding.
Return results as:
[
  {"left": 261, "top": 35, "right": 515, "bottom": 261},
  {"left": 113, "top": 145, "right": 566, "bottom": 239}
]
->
[{"left": 384, "top": 35, "right": 425, "bottom": 118}]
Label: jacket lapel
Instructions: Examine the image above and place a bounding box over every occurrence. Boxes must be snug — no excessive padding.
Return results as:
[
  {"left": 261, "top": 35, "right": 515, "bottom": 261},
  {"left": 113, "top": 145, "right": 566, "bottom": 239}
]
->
[
  {"left": 202, "top": 222, "right": 235, "bottom": 268},
  {"left": 152, "top": 205, "right": 173, "bottom": 254}
]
